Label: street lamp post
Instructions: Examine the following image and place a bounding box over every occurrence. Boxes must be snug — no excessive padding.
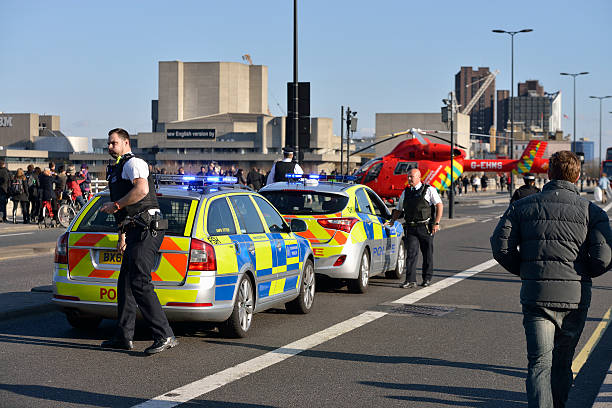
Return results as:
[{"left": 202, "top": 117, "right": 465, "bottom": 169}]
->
[
  {"left": 560, "top": 72, "right": 589, "bottom": 152},
  {"left": 589, "top": 95, "right": 612, "bottom": 171},
  {"left": 292, "top": 0, "right": 299, "bottom": 160},
  {"left": 492, "top": 28, "right": 533, "bottom": 195}
]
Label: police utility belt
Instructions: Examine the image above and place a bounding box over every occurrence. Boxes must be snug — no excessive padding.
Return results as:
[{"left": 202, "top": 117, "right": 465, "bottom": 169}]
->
[
  {"left": 404, "top": 218, "right": 431, "bottom": 227},
  {"left": 119, "top": 211, "right": 168, "bottom": 236}
]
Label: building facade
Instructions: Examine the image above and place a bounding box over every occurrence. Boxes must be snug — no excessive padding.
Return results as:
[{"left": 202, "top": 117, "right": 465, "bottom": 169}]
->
[{"left": 455, "top": 67, "right": 495, "bottom": 138}]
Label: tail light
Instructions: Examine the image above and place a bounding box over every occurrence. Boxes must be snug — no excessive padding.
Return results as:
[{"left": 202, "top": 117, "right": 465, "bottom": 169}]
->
[
  {"left": 54, "top": 232, "right": 69, "bottom": 264},
  {"left": 317, "top": 218, "right": 359, "bottom": 233},
  {"left": 333, "top": 255, "right": 347, "bottom": 266},
  {"left": 188, "top": 239, "right": 216, "bottom": 271}
]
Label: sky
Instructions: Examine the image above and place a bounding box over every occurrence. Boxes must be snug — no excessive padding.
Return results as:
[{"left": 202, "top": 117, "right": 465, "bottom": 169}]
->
[{"left": 2, "top": 0, "right": 612, "bottom": 152}]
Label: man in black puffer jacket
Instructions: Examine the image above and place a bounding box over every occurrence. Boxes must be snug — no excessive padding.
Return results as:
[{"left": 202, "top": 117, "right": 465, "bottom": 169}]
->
[{"left": 491, "top": 151, "right": 612, "bottom": 408}]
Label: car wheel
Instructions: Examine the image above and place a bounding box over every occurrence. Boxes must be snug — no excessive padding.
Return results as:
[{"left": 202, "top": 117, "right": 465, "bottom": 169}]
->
[
  {"left": 285, "top": 259, "right": 315, "bottom": 314},
  {"left": 220, "top": 275, "right": 254, "bottom": 338},
  {"left": 65, "top": 312, "right": 102, "bottom": 330},
  {"left": 348, "top": 249, "right": 370, "bottom": 294},
  {"left": 386, "top": 239, "right": 406, "bottom": 279}
]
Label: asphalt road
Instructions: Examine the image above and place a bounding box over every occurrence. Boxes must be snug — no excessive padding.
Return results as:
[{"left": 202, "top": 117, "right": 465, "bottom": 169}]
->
[{"left": 0, "top": 200, "right": 610, "bottom": 407}]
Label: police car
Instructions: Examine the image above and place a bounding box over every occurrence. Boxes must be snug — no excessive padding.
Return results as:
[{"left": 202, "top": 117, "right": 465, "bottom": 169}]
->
[
  {"left": 52, "top": 175, "right": 315, "bottom": 338},
  {"left": 260, "top": 174, "right": 405, "bottom": 293}
]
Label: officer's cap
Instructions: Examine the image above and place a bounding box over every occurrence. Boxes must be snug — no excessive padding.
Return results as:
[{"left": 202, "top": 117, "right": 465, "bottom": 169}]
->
[
  {"left": 523, "top": 173, "right": 535, "bottom": 181},
  {"left": 282, "top": 146, "right": 295, "bottom": 154}
]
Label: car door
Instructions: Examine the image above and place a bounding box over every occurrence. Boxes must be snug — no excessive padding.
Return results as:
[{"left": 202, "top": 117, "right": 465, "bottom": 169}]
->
[
  {"left": 251, "top": 195, "right": 301, "bottom": 296},
  {"left": 365, "top": 188, "right": 396, "bottom": 271},
  {"left": 227, "top": 194, "right": 276, "bottom": 304},
  {"left": 354, "top": 187, "right": 383, "bottom": 272}
]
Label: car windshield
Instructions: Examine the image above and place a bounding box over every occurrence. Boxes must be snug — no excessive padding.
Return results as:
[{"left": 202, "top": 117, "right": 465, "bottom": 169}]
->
[
  {"left": 261, "top": 191, "right": 348, "bottom": 215},
  {"left": 76, "top": 195, "right": 194, "bottom": 236}
]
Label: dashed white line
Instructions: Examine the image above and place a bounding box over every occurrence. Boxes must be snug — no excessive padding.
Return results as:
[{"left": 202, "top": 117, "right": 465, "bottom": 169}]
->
[
  {"left": 132, "top": 258, "right": 498, "bottom": 408},
  {"left": 0, "top": 232, "right": 34, "bottom": 238}
]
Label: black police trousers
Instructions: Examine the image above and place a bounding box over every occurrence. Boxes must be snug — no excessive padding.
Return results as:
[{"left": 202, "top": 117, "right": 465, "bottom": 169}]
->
[
  {"left": 403, "top": 224, "right": 434, "bottom": 284},
  {"left": 116, "top": 226, "right": 173, "bottom": 341}
]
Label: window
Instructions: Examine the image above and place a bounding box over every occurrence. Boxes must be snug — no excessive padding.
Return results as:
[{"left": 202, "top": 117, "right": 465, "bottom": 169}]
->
[
  {"left": 393, "top": 162, "right": 419, "bottom": 175},
  {"left": 206, "top": 198, "right": 236, "bottom": 236},
  {"left": 355, "top": 188, "right": 374, "bottom": 214},
  {"left": 366, "top": 189, "right": 390, "bottom": 218},
  {"left": 229, "top": 195, "right": 265, "bottom": 234},
  {"left": 77, "top": 195, "right": 194, "bottom": 236},
  {"left": 363, "top": 162, "right": 383, "bottom": 183},
  {"left": 261, "top": 191, "right": 348, "bottom": 215},
  {"left": 252, "top": 196, "right": 288, "bottom": 233}
]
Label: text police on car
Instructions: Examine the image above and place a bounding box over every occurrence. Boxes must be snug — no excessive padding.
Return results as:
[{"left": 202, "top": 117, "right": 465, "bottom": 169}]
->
[{"left": 100, "top": 128, "right": 177, "bottom": 355}]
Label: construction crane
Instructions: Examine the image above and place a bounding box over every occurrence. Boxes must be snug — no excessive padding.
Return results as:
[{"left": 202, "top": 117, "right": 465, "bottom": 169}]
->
[
  {"left": 242, "top": 54, "right": 253, "bottom": 65},
  {"left": 461, "top": 69, "right": 499, "bottom": 115}
]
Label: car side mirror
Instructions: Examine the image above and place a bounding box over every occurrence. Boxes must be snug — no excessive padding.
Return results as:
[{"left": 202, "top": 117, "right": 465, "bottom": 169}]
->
[{"left": 290, "top": 219, "right": 308, "bottom": 233}]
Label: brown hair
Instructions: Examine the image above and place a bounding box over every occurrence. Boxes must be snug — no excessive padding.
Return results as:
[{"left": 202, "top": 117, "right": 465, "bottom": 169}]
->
[
  {"left": 548, "top": 151, "right": 580, "bottom": 182},
  {"left": 15, "top": 168, "right": 26, "bottom": 180},
  {"left": 108, "top": 128, "right": 130, "bottom": 140}
]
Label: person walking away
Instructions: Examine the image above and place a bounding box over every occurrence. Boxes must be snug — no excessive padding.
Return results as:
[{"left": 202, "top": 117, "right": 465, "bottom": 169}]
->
[
  {"left": 462, "top": 175, "right": 470, "bottom": 195},
  {"left": 0, "top": 160, "right": 10, "bottom": 222},
  {"left": 472, "top": 174, "right": 481, "bottom": 192},
  {"left": 598, "top": 173, "right": 611, "bottom": 204},
  {"left": 500, "top": 174, "right": 507, "bottom": 192},
  {"left": 491, "top": 151, "right": 612, "bottom": 408},
  {"left": 66, "top": 166, "right": 86, "bottom": 208},
  {"left": 247, "top": 167, "right": 263, "bottom": 190},
  {"left": 80, "top": 164, "right": 92, "bottom": 200},
  {"left": 236, "top": 168, "right": 247, "bottom": 185},
  {"left": 386, "top": 168, "right": 443, "bottom": 288},
  {"left": 267, "top": 146, "right": 303, "bottom": 184},
  {"left": 9, "top": 169, "right": 29, "bottom": 223},
  {"left": 100, "top": 128, "right": 177, "bottom": 355},
  {"left": 481, "top": 174, "right": 489, "bottom": 192},
  {"left": 27, "top": 167, "right": 41, "bottom": 224},
  {"left": 510, "top": 173, "right": 540, "bottom": 203},
  {"left": 38, "top": 168, "right": 56, "bottom": 221}
]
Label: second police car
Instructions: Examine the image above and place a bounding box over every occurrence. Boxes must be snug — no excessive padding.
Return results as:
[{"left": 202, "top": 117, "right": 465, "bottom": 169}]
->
[
  {"left": 52, "top": 175, "right": 315, "bottom": 338},
  {"left": 260, "top": 174, "right": 406, "bottom": 293}
]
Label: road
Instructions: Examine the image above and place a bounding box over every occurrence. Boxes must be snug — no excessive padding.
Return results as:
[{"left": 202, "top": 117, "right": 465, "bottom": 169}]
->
[{"left": 0, "top": 198, "right": 610, "bottom": 407}]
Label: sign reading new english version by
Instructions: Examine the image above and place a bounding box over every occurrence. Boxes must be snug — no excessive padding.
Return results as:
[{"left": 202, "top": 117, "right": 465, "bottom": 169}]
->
[{"left": 167, "top": 129, "right": 215, "bottom": 139}]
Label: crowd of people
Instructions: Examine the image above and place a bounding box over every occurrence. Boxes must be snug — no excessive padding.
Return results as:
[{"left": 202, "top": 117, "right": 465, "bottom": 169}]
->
[{"left": 0, "top": 160, "right": 91, "bottom": 224}]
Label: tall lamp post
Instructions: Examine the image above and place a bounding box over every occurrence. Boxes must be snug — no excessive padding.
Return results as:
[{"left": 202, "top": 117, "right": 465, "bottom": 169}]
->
[
  {"left": 589, "top": 95, "right": 612, "bottom": 171},
  {"left": 492, "top": 28, "right": 533, "bottom": 195},
  {"left": 560, "top": 72, "right": 589, "bottom": 152},
  {"left": 292, "top": 0, "right": 299, "bottom": 160}
]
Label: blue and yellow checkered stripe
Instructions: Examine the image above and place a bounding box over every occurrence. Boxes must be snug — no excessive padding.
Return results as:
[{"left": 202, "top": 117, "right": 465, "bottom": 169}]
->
[{"left": 432, "top": 161, "right": 463, "bottom": 191}]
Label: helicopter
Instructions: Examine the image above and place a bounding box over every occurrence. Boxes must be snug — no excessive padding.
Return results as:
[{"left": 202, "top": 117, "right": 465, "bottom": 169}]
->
[{"left": 352, "top": 129, "right": 548, "bottom": 200}]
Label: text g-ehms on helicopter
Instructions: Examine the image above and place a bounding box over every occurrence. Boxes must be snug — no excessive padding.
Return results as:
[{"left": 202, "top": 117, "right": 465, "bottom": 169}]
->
[{"left": 353, "top": 133, "right": 548, "bottom": 200}]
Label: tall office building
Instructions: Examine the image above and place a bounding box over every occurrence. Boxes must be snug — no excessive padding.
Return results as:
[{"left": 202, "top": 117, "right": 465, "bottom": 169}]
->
[{"left": 455, "top": 67, "right": 495, "bottom": 139}]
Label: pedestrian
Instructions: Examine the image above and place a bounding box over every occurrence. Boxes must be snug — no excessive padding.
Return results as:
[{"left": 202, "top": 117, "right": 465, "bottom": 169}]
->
[
  {"left": 267, "top": 146, "right": 303, "bottom": 184},
  {"left": 491, "top": 151, "right": 612, "bottom": 408},
  {"left": 0, "top": 160, "right": 10, "bottom": 222},
  {"left": 28, "top": 167, "right": 41, "bottom": 223},
  {"left": 462, "top": 175, "right": 470, "bottom": 195},
  {"left": 10, "top": 168, "right": 29, "bottom": 223},
  {"left": 472, "top": 174, "right": 480, "bottom": 192},
  {"left": 247, "top": 167, "right": 264, "bottom": 190},
  {"left": 66, "top": 166, "right": 86, "bottom": 208},
  {"left": 386, "top": 168, "right": 443, "bottom": 288},
  {"left": 481, "top": 174, "right": 489, "bottom": 192},
  {"left": 598, "top": 173, "right": 611, "bottom": 204},
  {"left": 80, "top": 164, "right": 91, "bottom": 200},
  {"left": 100, "top": 128, "right": 177, "bottom": 354},
  {"left": 54, "top": 165, "right": 67, "bottom": 203},
  {"left": 38, "top": 168, "right": 56, "bottom": 221},
  {"left": 510, "top": 173, "right": 540, "bottom": 203},
  {"left": 196, "top": 165, "right": 206, "bottom": 177},
  {"left": 236, "top": 168, "right": 247, "bottom": 185},
  {"left": 500, "top": 174, "right": 507, "bottom": 191}
]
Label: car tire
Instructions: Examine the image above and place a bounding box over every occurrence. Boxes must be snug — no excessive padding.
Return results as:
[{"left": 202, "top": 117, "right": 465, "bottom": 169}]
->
[
  {"left": 285, "top": 259, "right": 315, "bottom": 314},
  {"left": 386, "top": 239, "right": 406, "bottom": 279},
  {"left": 348, "top": 249, "right": 370, "bottom": 294},
  {"left": 65, "top": 312, "right": 102, "bottom": 330},
  {"left": 219, "top": 274, "right": 254, "bottom": 338}
]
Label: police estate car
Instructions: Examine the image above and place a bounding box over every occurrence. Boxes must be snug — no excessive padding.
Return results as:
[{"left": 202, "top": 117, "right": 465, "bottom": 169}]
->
[
  {"left": 260, "top": 175, "right": 405, "bottom": 293},
  {"left": 52, "top": 176, "right": 315, "bottom": 338}
]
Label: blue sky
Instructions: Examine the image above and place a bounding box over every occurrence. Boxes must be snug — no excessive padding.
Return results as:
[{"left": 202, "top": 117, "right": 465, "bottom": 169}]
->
[{"left": 2, "top": 0, "right": 611, "bottom": 150}]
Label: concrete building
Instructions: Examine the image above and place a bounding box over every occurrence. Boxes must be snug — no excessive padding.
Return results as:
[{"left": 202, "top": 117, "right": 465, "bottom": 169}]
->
[
  {"left": 572, "top": 139, "right": 595, "bottom": 162},
  {"left": 374, "top": 112, "right": 471, "bottom": 158},
  {"left": 131, "top": 60, "right": 359, "bottom": 175},
  {"left": 455, "top": 67, "right": 495, "bottom": 138}
]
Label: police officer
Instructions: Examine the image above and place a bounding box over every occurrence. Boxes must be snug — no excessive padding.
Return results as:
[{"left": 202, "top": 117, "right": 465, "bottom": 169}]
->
[
  {"left": 100, "top": 128, "right": 177, "bottom": 355},
  {"left": 386, "top": 168, "right": 443, "bottom": 288},
  {"left": 510, "top": 173, "right": 540, "bottom": 203},
  {"left": 266, "top": 146, "right": 303, "bottom": 184}
]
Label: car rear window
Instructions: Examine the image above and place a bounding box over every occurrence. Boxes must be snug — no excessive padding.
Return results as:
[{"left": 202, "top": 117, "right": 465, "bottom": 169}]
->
[
  {"left": 76, "top": 195, "right": 194, "bottom": 236},
  {"left": 260, "top": 191, "right": 348, "bottom": 215}
]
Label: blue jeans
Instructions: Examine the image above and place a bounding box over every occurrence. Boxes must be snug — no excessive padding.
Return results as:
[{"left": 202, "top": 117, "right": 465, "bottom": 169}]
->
[{"left": 522, "top": 305, "right": 588, "bottom": 408}]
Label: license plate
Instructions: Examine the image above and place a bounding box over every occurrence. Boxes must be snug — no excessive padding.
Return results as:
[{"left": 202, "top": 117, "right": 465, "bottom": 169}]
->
[{"left": 99, "top": 250, "right": 123, "bottom": 265}]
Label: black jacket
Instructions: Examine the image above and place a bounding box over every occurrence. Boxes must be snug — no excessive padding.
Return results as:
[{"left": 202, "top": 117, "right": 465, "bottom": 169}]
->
[
  {"left": 11, "top": 178, "right": 28, "bottom": 201},
  {"left": 0, "top": 167, "right": 9, "bottom": 194},
  {"left": 491, "top": 180, "right": 612, "bottom": 309}
]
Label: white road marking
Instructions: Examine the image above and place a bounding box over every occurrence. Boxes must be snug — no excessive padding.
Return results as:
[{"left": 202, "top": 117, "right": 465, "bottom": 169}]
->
[
  {"left": 480, "top": 218, "right": 492, "bottom": 223},
  {"left": 133, "top": 258, "right": 498, "bottom": 408},
  {"left": 0, "top": 232, "right": 34, "bottom": 238},
  {"left": 604, "top": 202, "right": 612, "bottom": 212},
  {"left": 592, "top": 362, "right": 612, "bottom": 407}
]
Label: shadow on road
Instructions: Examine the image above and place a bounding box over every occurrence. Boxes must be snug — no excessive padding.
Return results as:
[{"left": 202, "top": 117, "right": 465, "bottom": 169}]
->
[{"left": 360, "top": 381, "right": 526, "bottom": 407}]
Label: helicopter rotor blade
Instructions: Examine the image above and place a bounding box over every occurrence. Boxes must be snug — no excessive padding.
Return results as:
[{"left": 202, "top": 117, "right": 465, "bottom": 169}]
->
[{"left": 419, "top": 131, "right": 467, "bottom": 149}]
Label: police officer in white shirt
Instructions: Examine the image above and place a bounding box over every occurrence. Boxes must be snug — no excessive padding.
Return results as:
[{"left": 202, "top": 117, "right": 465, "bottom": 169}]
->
[
  {"left": 386, "top": 168, "right": 443, "bottom": 288},
  {"left": 267, "top": 146, "right": 303, "bottom": 185}
]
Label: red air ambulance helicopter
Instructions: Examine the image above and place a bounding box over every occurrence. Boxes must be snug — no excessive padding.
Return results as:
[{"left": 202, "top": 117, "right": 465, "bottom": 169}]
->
[{"left": 352, "top": 129, "right": 549, "bottom": 200}]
